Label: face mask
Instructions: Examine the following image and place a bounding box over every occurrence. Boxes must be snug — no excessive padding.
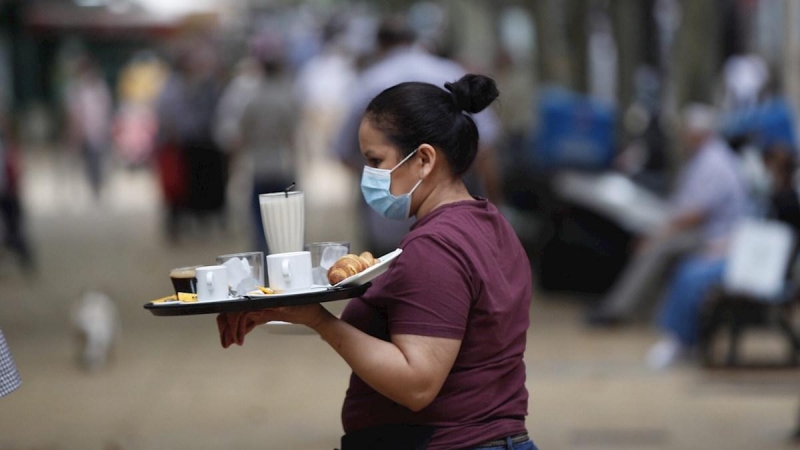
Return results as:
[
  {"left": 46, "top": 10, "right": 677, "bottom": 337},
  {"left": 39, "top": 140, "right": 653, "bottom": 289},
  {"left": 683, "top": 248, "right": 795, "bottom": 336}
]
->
[{"left": 361, "top": 149, "right": 423, "bottom": 220}]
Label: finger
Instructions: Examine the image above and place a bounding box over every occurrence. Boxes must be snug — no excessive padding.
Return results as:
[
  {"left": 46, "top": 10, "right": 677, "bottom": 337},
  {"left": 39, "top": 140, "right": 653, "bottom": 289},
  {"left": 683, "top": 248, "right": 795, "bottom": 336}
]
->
[
  {"left": 236, "top": 312, "right": 252, "bottom": 346},
  {"left": 224, "top": 312, "right": 245, "bottom": 348},
  {"left": 217, "top": 314, "right": 231, "bottom": 348}
]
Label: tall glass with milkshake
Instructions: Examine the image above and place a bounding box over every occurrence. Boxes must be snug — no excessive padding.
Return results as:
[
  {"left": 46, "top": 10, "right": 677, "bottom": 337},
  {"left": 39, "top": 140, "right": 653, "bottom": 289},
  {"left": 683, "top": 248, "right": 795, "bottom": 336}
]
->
[{"left": 259, "top": 191, "right": 305, "bottom": 254}]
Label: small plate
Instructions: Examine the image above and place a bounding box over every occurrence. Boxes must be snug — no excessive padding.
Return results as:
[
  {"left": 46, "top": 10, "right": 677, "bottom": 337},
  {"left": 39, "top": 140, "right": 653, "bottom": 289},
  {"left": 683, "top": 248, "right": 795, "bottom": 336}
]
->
[
  {"left": 245, "top": 285, "right": 329, "bottom": 298},
  {"left": 333, "top": 248, "right": 403, "bottom": 288},
  {"left": 264, "top": 321, "right": 316, "bottom": 335}
]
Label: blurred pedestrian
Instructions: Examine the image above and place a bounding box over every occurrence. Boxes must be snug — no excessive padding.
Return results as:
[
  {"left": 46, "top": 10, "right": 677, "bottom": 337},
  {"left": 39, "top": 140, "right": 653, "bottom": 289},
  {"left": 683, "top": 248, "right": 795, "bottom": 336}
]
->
[
  {"left": 65, "top": 57, "right": 113, "bottom": 200},
  {"left": 156, "top": 41, "right": 225, "bottom": 241},
  {"left": 591, "top": 105, "right": 749, "bottom": 327},
  {"left": 294, "top": 15, "right": 357, "bottom": 159},
  {"left": 720, "top": 53, "right": 768, "bottom": 112},
  {"left": 214, "top": 34, "right": 298, "bottom": 254},
  {"left": 0, "top": 125, "right": 34, "bottom": 272},
  {"left": 0, "top": 329, "right": 21, "bottom": 398},
  {"left": 334, "top": 16, "right": 501, "bottom": 256},
  {"left": 113, "top": 51, "right": 167, "bottom": 168}
]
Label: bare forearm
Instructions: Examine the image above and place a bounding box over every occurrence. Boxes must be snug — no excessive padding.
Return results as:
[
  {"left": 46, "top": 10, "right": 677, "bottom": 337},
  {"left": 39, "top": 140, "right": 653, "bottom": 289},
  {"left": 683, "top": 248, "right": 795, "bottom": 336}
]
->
[
  {"left": 663, "top": 210, "right": 706, "bottom": 236},
  {"left": 311, "top": 311, "right": 435, "bottom": 411}
]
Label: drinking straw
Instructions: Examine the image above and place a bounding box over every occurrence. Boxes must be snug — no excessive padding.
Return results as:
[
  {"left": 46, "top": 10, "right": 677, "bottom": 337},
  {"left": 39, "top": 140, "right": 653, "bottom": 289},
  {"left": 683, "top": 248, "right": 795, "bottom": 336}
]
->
[{"left": 284, "top": 182, "right": 296, "bottom": 198}]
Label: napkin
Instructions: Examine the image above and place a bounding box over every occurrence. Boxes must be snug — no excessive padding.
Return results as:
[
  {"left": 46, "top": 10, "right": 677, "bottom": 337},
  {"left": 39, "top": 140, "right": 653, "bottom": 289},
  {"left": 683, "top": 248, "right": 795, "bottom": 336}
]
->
[{"left": 222, "top": 257, "right": 253, "bottom": 293}]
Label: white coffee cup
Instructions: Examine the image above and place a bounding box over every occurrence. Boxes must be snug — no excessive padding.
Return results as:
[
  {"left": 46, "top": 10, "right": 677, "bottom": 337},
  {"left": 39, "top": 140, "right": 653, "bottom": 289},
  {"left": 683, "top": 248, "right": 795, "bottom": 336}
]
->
[
  {"left": 259, "top": 191, "right": 305, "bottom": 254},
  {"left": 267, "top": 251, "right": 313, "bottom": 292},
  {"left": 195, "top": 265, "right": 229, "bottom": 302}
]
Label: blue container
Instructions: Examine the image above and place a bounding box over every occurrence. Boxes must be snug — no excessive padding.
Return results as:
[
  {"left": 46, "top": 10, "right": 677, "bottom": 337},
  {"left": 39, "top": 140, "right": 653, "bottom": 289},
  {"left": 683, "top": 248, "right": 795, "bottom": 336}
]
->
[
  {"left": 720, "top": 98, "right": 797, "bottom": 150},
  {"left": 531, "top": 87, "right": 617, "bottom": 170}
]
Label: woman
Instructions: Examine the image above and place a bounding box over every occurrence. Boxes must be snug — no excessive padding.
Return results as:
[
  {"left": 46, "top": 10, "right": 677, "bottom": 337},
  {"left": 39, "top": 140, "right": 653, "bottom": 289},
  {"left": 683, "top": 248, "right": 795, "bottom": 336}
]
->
[{"left": 218, "top": 74, "right": 535, "bottom": 450}]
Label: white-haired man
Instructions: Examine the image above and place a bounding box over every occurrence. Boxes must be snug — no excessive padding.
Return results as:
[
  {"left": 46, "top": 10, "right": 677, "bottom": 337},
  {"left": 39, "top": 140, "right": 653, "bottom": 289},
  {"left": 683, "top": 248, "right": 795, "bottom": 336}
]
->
[{"left": 590, "top": 104, "right": 749, "bottom": 329}]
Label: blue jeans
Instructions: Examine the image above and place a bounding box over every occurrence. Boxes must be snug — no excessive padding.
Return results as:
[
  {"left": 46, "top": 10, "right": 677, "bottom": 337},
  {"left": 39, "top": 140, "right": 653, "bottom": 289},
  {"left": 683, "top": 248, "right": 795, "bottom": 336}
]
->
[
  {"left": 467, "top": 437, "right": 539, "bottom": 450},
  {"left": 657, "top": 256, "right": 727, "bottom": 347}
]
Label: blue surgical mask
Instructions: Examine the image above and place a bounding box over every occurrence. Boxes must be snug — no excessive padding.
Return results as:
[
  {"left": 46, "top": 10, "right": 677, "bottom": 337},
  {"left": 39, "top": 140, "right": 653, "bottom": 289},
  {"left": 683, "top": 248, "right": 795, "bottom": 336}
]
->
[{"left": 361, "top": 149, "right": 423, "bottom": 220}]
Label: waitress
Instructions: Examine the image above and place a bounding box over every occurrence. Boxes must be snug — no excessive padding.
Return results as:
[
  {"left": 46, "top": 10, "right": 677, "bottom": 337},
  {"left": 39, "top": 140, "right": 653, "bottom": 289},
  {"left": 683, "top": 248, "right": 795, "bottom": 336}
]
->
[{"left": 218, "top": 74, "right": 535, "bottom": 450}]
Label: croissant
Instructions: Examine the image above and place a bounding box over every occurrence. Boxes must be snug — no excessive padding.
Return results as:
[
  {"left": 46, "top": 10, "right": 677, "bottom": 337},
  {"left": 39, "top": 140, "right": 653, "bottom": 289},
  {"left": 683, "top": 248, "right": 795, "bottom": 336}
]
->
[
  {"left": 359, "top": 252, "right": 378, "bottom": 267},
  {"left": 327, "top": 253, "right": 379, "bottom": 285}
]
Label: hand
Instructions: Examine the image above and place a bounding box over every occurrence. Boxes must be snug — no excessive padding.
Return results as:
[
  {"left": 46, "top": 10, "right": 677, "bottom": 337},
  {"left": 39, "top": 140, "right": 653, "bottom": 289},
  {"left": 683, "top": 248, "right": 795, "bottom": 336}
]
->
[{"left": 216, "top": 304, "right": 331, "bottom": 348}]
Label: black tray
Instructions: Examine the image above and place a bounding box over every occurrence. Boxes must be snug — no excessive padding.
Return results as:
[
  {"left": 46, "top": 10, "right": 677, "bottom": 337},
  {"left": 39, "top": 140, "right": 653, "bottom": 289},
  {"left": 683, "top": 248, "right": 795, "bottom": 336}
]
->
[{"left": 144, "top": 283, "right": 370, "bottom": 317}]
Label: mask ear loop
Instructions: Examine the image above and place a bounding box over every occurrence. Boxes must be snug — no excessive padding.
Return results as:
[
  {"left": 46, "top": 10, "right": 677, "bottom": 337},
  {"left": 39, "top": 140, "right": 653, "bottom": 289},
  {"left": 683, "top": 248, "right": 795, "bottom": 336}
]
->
[
  {"left": 408, "top": 178, "right": 424, "bottom": 196},
  {"left": 389, "top": 148, "right": 420, "bottom": 173}
]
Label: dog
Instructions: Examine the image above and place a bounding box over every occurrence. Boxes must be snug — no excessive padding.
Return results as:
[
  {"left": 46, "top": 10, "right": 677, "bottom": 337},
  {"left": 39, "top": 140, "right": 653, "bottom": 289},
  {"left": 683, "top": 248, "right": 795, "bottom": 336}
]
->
[{"left": 70, "top": 290, "right": 121, "bottom": 372}]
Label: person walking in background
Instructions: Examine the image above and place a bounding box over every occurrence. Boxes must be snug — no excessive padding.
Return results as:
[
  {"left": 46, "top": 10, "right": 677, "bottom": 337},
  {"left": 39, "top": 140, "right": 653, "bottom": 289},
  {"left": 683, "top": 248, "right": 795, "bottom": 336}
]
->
[
  {"left": 334, "top": 16, "right": 501, "bottom": 257},
  {"left": 293, "top": 15, "right": 358, "bottom": 233},
  {"left": 65, "top": 57, "right": 113, "bottom": 201},
  {"left": 214, "top": 32, "right": 298, "bottom": 255},
  {"left": 113, "top": 51, "right": 167, "bottom": 168},
  {"left": 156, "top": 40, "right": 225, "bottom": 241},
  {"left": 0, "top": 125, "right": 34, "bottom": 272},
  {"left": 590, "top": 105, "right": 749, "bottom": 327},
  {"left": 0, "top": 329, "right": 21, "bottom": 398}
]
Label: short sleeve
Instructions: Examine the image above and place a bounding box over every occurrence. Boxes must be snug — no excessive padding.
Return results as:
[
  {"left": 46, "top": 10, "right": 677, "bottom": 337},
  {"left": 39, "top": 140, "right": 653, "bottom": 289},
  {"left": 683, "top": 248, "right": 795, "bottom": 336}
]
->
[{"left": 381, "top": 235, "right": 473, "bottom": 340}]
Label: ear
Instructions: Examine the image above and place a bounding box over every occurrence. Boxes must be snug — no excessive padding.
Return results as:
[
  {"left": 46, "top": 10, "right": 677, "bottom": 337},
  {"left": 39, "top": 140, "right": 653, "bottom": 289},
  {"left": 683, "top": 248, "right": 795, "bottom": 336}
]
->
[{"left": 417, "top": 144, "right": 436, "bottom": 178}]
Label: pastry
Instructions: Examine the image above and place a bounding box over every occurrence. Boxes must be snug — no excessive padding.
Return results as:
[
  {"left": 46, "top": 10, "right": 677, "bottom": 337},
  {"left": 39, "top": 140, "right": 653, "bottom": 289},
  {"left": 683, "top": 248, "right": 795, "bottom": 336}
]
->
[
  {"left": 359, "top": 251, "right": 378, "bottom": 267},
  {"left": 327, "top": 253, "right": 376, "bottom": 284}
]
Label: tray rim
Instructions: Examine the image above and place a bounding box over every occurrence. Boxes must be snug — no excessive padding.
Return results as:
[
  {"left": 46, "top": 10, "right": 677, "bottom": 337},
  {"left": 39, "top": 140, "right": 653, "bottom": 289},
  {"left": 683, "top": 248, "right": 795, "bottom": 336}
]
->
[{"left": 144, "top": 283, "right": 370, "bottom": 317}]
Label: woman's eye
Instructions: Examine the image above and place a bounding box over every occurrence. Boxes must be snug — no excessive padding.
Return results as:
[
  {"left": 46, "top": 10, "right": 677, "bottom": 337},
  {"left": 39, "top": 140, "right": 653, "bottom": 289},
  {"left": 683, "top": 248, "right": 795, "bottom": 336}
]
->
[{"left": 369, "top": 158, "right": 381, "bottom": 167}]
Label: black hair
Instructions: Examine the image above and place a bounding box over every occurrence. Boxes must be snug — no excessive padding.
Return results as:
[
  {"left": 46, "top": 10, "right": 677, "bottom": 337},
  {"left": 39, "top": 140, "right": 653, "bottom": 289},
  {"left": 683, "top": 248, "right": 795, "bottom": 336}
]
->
[{"left": 364, "top": 74, "right": 499, "bottom": 176}]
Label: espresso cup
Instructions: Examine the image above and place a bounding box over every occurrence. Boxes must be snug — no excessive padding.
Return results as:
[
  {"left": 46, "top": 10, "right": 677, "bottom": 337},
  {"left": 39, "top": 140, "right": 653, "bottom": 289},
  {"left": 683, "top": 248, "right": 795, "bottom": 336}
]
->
[
  {"left": 195, "top": 265, "right": 229, "bottom": 302},
  {"left": 170, "top": 265, "right": 200, "bottom": 298},
  {"left": 267, "top": 251, "right": 312, "bottom": 292}
]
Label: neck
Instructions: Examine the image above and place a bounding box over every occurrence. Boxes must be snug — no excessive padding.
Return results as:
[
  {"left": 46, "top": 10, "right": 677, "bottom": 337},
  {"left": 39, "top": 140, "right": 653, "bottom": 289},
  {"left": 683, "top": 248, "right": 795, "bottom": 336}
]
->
[{"left": 416, "top": 176, "right": 473, "bottom": 220}]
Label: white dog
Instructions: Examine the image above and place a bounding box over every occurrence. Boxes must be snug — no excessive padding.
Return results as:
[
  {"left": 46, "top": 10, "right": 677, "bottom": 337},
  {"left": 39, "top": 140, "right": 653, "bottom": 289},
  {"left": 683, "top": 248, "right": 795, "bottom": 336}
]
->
[{"left": 70, "top": 290, "right": 120, "bottom": 371}]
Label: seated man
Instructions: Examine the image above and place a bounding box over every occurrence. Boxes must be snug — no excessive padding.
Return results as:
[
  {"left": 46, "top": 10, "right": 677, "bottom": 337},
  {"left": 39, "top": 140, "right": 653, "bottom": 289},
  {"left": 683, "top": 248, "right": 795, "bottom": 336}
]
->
[
  {"left": 591, "top": 105, "right": 749, "bottom": 326},
  {"left": 648, "top": 142, "right": 797, "bottom": 370}
]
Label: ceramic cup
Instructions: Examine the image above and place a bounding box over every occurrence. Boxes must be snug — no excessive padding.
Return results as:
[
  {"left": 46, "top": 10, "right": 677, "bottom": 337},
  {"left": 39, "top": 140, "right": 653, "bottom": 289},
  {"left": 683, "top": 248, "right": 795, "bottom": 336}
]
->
[
  {"left": 267, "top": 251, "right": 313, "bottom": 292},
  {"left": 195, "top": 265, "right": 229, "bottom": 302}
]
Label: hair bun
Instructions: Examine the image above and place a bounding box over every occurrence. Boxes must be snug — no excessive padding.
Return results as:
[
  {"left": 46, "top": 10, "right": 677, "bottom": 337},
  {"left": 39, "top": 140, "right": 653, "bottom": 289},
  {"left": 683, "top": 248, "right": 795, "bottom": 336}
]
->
[{"left": 444, "top": 74, "right": 499, "bottom": 114}]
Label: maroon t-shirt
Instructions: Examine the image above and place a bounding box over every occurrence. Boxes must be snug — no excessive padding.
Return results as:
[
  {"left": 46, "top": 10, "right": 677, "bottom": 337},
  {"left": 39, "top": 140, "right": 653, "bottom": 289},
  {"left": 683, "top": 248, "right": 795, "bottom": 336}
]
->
[{"left": 340, "top": 199, "right": 532, "bottom": 449}]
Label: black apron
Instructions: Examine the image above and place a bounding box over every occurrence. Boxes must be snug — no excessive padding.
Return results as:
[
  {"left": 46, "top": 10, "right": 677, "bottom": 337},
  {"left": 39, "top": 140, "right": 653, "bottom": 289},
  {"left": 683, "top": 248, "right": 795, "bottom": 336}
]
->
[{"left": 339, "top": 424, "right": 436, "bottom": 450}]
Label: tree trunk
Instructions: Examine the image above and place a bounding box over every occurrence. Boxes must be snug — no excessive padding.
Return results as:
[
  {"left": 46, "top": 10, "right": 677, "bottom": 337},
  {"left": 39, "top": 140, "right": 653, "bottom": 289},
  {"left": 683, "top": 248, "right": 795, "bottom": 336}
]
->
[
  {"left": 611, "top": 0, "right": 645, "bottom": 113},
  {"left": 673, "top": 0, "right": 722, "bottom": 106},
  {"left": 565, "top": 0, "right": 589, "bottom": 93}
]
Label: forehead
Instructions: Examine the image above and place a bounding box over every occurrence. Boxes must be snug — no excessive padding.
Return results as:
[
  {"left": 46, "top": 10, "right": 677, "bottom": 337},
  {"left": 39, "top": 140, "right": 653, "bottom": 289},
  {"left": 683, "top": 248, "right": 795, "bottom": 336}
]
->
[{"left": 358, "top": 118, "right": 399, "bottom": 156}]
